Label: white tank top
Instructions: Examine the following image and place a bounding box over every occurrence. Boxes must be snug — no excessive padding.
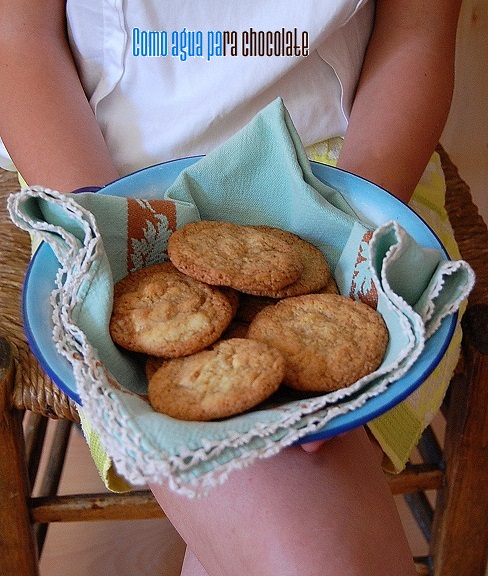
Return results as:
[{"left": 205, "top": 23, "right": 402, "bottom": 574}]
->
[{"left": 0, "top": 0, "right": 374, "bottom": 175}]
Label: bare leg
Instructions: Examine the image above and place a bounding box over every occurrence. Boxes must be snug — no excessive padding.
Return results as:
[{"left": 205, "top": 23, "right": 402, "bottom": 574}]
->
[
  {"left": 181, "top": 548, "right": 209, "bottom": 576},
  {"left": 151, "top": 427, "right": 416, "bottom": 576}
]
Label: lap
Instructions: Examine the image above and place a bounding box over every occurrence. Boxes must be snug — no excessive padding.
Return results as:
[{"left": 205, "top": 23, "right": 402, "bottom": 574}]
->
[{"left": 150, "top": 427, "right": 417, "bottom": 576}]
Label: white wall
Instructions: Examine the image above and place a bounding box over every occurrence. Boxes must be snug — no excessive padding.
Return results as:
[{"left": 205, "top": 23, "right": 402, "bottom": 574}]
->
[{"left": 441, "top": 0, "right": 488, "bottom": 225}]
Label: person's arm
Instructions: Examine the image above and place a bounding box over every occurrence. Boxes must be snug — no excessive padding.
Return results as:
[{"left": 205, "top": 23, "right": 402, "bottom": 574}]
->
[
  {"left": 303, "top": 0, "right": 461, "bottom": 454},
  {"left": 337, "top": 0, "right": 462, "bottom": 203},
  {"left": 0, "top": 0, "right": 119, "bottom": 191}
]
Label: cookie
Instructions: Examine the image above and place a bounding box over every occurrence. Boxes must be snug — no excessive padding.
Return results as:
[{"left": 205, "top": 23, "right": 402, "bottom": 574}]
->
[
  {"left": 235, "top": 293, "right": 277, "bottom": 324},
  {"left": 220, "top": 319, "right": 249, "bottom": 340},
  {"left": 243, "top": 226, "right": 330, "bottom": 298},
  {"left": 219, "top": 286, "right": 240, "bottom": 317},
  {"left": 145, "top": 355, "right": 164, "bottom": 381},
  {"left": 316, "top": 275, "right": 339, "bottom": 295},
  {"left": 167, "top": 221, "right": 303, "bottom": 292},
  {"left": 110, "top": 261, "right": 234, "bottom": 357},
  {"left": 247, "top": 294, "right": 388, "bottom": 392},
  {"left": 148, "top": 338, "right": 285, "bottom": 421}
]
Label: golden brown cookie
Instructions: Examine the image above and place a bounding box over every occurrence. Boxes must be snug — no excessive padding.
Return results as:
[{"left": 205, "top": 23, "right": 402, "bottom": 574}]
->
[
  {"left": 315, "top": 275, "right": 340, "bottom": 295},
  {"left": 167, "top": 221, "right": 303, "bottom": 292},
  {"left": 247, "top": 294, "right": 388, "bottom": 392},
  {"left": 110, "top": 261, "right": 234, "bottom": 357},
  {"left": 243, "top": 226, "right": 330, "bottom": 298},
  {"left": 145, "top": 355, "right": 164, "bottom": 381},
  {"left": 235, "top": 293, "right": 277, "bottom": 324},
  {"left": 220, "top": 319, "right": 249, "bottom": 340},
  {"left": 148, "top": 338, "right": 285, "bottom": 421},
  {"left": 219, "top": 286, "right": 240, "bottom": 317}
]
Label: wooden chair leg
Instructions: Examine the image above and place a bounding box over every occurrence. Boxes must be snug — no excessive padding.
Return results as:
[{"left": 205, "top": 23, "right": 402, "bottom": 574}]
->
[
  {"left": 414, "top": 560, "right": 432, "bottom": 576},
  {"left": 403, "top": 424, "right": 443, "bottom": 545},
  {"left": 0, "top": 337, "right": 40, "bottom": 576},
  {"left": 24, "top": 411, "right": 49, "bottom": 488},
  {"left": 34, "top": 418, "right": 73, "bottom": 555},
  {"left": 430, "top": 306, "right": 488, "bottom": 576}
]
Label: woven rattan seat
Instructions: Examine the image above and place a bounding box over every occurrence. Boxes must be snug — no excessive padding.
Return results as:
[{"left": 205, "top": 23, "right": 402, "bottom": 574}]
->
[{"left": 1, "top": 146, "right": 487, "bottom": 575}]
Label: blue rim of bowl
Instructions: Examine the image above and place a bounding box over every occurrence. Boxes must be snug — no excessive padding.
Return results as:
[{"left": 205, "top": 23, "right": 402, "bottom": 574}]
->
[{"left": 21, "top": 158, "right": 458, "bottom": 439}]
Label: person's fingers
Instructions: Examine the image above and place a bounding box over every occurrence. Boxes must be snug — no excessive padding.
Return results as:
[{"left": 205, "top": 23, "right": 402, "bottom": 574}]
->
[{"left": 300, "top": 439, "right": 326, "bottom": 453}]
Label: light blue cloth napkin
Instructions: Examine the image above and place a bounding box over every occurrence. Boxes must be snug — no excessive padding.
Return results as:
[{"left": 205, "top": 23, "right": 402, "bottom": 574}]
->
[
  {"left": 165, "top": 98, "right": 360, "bottom": 271},
  {"left": 8, "top": 98, "right": 474, "bottom": 496}
]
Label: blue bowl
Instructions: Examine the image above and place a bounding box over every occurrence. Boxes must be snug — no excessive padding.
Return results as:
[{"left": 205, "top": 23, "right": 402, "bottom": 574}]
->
[{"left": 23, "top": 158, "right": 456, "bottom": 439}]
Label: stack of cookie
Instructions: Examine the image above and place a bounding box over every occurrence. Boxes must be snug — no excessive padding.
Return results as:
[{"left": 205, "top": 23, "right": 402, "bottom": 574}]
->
[{"left": 109, "top": 221, "right": 388, "bottom": 421}]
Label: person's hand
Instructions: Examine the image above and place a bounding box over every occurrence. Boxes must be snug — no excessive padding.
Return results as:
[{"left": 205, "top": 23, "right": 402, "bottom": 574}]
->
[
  {"left": 300, "top": 440, "right": 327, "bottom": 453},
  {"left": 301, "top": 431, "right": 383, "bottom": 462}
]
